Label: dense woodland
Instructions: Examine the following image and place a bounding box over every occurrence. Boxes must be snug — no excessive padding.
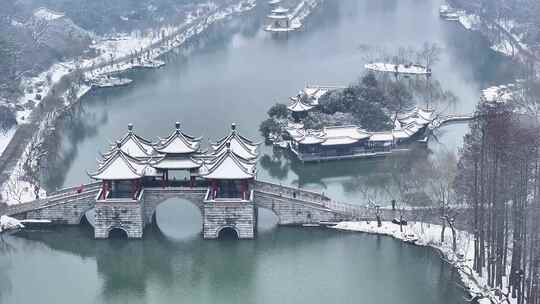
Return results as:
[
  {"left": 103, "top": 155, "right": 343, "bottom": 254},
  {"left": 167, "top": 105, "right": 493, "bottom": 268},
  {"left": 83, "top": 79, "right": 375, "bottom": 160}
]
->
[{"left": 455, "top": 82, "right": 540, "bottom": 304}]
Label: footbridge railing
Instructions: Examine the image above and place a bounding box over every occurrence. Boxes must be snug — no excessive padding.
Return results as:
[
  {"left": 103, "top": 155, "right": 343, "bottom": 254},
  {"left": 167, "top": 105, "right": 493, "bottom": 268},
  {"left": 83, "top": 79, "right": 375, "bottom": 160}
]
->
[
  {"left": 253, "top": 180, "right": 371, "bottom": 220},
  {"left": 3, "top": 182, "right": 101, "bottom": 216}
]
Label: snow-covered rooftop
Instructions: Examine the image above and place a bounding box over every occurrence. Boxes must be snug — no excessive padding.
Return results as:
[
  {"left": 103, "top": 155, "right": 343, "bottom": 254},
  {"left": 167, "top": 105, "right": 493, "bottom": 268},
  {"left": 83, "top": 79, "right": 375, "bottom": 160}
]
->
[
  {"left": 203, "top": 146, "right": 256, "bottom": 180},
  {"left": 287, "top": 97, "right": 314, "bottom": 112},
  {"left": 212, "top": 123, "right": 259, "bottom": 160},
  {"left": 323, "top": 126, "right": 370, "bottom": 140},
  {"left": 89, "top": 143, "right": 151, "bottom": 180},
  {"left": 109, "top": 124, "right": 155, "bottom": 159},
  {"left": 154, "top": 122, "right": 201, "bottom": 154},
  {"left": 271, "top": 6, "right": 289, "bottom": 14},
  {"left": 369, "top": 133, "right": 394, "bottom": 142}
]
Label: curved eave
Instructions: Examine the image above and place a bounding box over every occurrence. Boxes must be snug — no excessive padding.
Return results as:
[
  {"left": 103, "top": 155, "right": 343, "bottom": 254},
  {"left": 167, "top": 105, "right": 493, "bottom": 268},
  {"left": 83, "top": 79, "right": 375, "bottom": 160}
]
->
[{"left": 202, "top": 151, "right": 256, "bottom": 180}]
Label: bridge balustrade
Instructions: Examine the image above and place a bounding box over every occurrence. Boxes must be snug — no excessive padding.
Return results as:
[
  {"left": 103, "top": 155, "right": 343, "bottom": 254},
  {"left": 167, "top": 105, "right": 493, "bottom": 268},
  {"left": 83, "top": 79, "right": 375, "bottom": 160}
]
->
[
  {"left": 142, "top": 179, "right": 209, "bottom": 188},
  {"left": 204, "top": 189, "right": 254, "bottom": 203}
]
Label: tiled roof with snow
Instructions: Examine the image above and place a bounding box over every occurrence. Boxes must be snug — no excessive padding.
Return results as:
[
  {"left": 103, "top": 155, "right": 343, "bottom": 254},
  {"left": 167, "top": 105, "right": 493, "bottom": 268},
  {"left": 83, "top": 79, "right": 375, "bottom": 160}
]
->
[
  {"left": 212, "top": 123, "right": 259, "bottom": 159},
  {"left": 110, "top": 124, "right": 155, "bottom": 158},
  {"left": 203, "top": 147, "right": 256, "bottom": 180},
  {"left": 287, "top": 97, "right": 314, "bottom": 112},
  {"left": 154, "top": 122, "right": 201, "bottom": 154},
  {"left": 89, "top": 146, "right": 147, "bottom": 180},
  {"left": 272, "top": 6, "right": 289, "bottom": 14}
]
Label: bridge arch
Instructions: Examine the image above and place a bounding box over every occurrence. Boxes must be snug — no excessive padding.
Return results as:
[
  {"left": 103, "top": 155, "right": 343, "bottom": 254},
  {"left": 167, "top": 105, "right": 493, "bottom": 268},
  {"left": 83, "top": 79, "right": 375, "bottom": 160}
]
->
[
  {"left": 106, "top": 226, "right": 129, "bottom": 239},
  {"left": 217, "top": 226, "right": 240, "bottom": 240},
  {"left": 150, "top": 197, "right": 203, "bottom": 239},
  {"left": 142, "top": 188, "right": 206, "bottom": 226}
]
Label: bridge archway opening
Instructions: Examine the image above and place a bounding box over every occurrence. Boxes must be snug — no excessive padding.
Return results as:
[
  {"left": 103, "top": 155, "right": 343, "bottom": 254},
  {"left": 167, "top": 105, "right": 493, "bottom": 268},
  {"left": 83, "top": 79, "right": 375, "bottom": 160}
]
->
[
  {"left": 217, "top": 227, "right": 239, "bottom": 240},
  {"left": 154, "top": 198, "right": 202, "bottom": 240},
  {"left": 108, "top": 227, "right": 128, "bottom": 239}
]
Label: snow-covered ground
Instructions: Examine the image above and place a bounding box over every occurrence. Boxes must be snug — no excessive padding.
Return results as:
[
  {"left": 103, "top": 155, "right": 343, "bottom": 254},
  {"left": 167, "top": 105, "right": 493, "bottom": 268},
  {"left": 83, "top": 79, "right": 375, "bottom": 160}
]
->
[
  {"left": 0, "top": 129, "right": 16, "bottom": 157},
  {"left": 365, "top": 62, "right": 431, "bottom": 75},
  {"left": 333, "top": 221, "right": 514, "bottom": 304},
  {"left": 448, "top": 9, "right": 529, "bottom": 59},
  {"left": 0, "top": 0, "right": 257, "bottom": 206},
  {"left": 0, "top": 215, "right": 24, "bottom": 233},
  {"left": 482, "top": 84, "right": 516, "bottom": 103}
]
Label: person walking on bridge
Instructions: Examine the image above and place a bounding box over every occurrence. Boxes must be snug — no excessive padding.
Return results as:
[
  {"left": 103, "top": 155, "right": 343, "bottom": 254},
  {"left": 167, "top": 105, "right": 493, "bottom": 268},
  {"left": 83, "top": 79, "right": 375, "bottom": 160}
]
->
[{"left": 76, "top": 184, "right": 84, "bottom": 194}]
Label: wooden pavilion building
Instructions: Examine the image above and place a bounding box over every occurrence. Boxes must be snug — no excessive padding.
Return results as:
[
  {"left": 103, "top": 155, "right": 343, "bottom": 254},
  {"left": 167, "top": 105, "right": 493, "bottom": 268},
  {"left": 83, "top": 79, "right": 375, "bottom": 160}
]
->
[{"left": 151, "top": 122, "right": 203, "bottom": 187}]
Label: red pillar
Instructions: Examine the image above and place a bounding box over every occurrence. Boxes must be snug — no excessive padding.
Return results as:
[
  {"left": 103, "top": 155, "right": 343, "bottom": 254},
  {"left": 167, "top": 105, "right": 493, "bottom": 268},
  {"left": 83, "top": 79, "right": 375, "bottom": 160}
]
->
[{"left": 101, "top": 181, "right": 107, "bottom": 199}]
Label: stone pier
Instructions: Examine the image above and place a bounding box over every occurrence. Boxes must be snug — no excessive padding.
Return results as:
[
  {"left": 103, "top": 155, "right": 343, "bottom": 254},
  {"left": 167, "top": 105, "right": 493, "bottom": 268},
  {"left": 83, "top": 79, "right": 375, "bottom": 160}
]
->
[{"left": 203, "top": 201, "right": 256, "bottom": 239}]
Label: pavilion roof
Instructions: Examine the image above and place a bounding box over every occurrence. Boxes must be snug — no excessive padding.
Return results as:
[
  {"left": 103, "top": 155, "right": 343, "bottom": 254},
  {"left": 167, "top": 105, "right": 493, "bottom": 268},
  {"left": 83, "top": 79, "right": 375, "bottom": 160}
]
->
[
  {"left": 271, "top": 6, "right": 289, "bottom": 14},
  {"left": 297, "top": 130, "right": 325, "bottom": 145},
  {"left": 202, "top": 145, "right": 256, "bottom": 180},
  {"left": 287, "top": 97, "right": 314, "bottom": 112},
  {"left": 397, "top": 107, "right": 434, "bottom": 127},
  {"left": 107, "top": 123, "right": 155, "bottom": 159},
  {"left": 89, "top": 144, "right": 148, "bottom": 180},
  {"left": 154, "top": 122, "right": 201, "bottom": 154},
  {"left": 301, "top": 86, "right": 331, "bottom": 105},
  {"left": 212, "top": 123, "right": 259, "bottom": 159}
]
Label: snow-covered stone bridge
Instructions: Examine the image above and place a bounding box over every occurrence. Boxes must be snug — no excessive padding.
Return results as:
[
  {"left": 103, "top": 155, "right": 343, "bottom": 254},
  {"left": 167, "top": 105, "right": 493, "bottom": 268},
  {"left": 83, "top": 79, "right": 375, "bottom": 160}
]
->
[{"left": 2, "top": 180, "right": 440, "bottom": 239}]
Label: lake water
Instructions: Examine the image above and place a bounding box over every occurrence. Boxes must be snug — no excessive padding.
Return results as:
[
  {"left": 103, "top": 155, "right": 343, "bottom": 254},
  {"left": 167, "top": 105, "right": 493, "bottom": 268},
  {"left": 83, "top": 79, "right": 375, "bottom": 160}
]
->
[{"left": 1, "top": 0, "right": 515, "bottom": 303}]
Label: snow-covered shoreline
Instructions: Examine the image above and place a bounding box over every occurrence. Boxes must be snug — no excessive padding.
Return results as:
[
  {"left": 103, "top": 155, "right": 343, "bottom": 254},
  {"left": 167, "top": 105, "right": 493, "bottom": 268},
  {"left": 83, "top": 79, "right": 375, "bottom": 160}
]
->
[
  {"left": 333, "top": 221, "right": 511, "bottom": 304},
  {"left": 447, "top": 7, "right": 533, "bottom": 61},
  {"left": 0, "top": 0, "right": 257, "bottom": 205}
]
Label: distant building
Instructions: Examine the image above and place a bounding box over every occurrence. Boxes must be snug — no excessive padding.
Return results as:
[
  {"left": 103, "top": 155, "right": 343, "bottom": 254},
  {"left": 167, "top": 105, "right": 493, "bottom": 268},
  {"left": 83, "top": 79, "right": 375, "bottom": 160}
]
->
[{"left": 285, "top": 108, "right": 434, "bottom": 161}]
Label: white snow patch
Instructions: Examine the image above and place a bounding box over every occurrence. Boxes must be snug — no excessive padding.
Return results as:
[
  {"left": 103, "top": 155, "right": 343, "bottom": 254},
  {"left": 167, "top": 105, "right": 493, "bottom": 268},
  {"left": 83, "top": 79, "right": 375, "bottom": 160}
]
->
[
  {"left": 0, "top": 215, "right": 24, "bottom": 233},
  {"left": 458, "top": 13, "right": 481, "bottom": 30},
  {"left": 33, "top": 8, "right": 65, "bottom": 21},
  {"left": 365, "top": 62, "right": 431, "bottom": 75},
  {"left": 0, "top": 128, "right": 16, "bottom": 157}
]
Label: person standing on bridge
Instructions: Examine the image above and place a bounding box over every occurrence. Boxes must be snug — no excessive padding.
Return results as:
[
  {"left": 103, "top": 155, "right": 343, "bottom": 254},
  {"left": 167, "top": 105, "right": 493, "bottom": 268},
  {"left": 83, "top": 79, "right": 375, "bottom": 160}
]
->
[{"left": 77, "top": 184, "right": 84, "bottom": 194}]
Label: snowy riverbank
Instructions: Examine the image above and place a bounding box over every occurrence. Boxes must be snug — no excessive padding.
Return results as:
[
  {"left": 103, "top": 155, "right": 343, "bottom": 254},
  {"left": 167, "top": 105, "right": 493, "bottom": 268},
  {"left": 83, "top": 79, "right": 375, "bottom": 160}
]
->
[
  {"left": 0, "top": 0, "right": 257, "bottom": 205},
  {"left": 448, "top": 7, "right": 533, "bottom": 61},
  {"left": 333, "top": 221, "right": 512, "bottom": 304}
]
